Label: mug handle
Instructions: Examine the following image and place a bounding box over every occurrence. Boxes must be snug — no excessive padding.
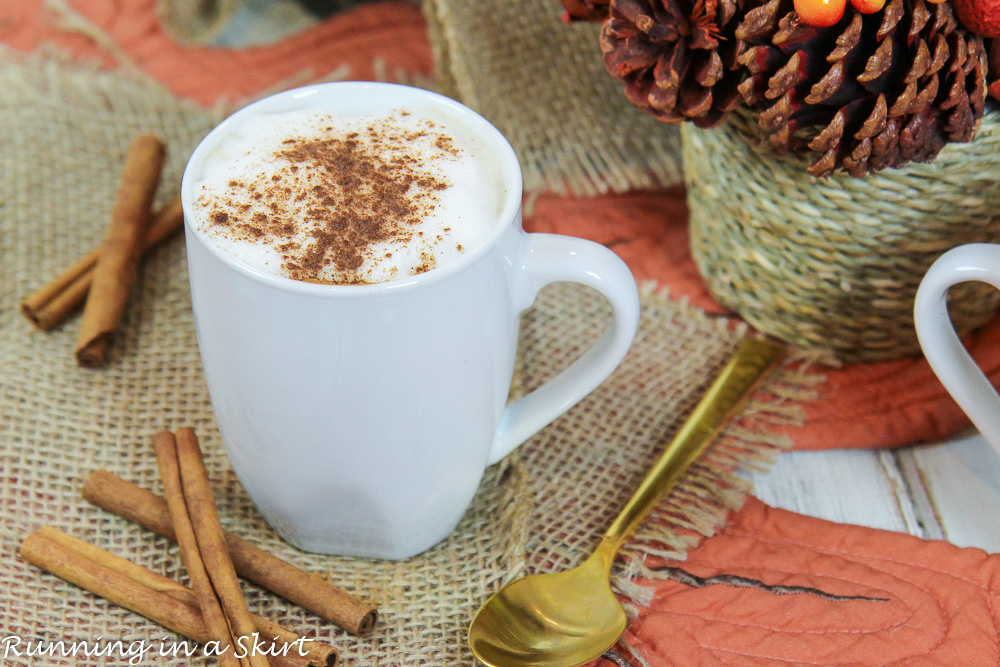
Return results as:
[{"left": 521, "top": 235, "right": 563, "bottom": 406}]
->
[
  {"left": 488, "top": 233, "right": 640, "bottom": 464},
  {"left": 914, "top": 243, "right": 1000, "bottom": 453}
]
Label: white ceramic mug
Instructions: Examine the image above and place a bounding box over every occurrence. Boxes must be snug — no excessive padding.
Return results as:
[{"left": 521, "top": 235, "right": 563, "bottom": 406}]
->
[
  {"left": 181, "top": 82, "right": 640, "bottom": 559},
  {"left": 915, "top": 244, "right": 1000, "bottom": 455}
]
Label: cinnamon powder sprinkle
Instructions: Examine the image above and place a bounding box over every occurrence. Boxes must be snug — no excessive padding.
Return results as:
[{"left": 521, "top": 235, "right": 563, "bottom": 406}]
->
[{"left": 198, "top": 112, "right": 463, "bottom": 284}]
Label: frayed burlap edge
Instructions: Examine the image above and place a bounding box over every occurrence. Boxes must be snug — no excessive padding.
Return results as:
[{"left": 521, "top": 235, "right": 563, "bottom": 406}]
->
[
  {"left": 611, "top": 286, "right": 826, "bottom": 663},
  {"left": 41, "top": 0, "right": 142, "bottom": 70},
  {"left": 619, "top": 287, "right": 824, "bottom": 588}
]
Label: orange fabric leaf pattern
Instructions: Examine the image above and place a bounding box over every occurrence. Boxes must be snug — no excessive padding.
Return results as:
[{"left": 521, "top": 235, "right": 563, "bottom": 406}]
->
[{"left": 597, "top": 497, "right": 1000, "bottom": 666}]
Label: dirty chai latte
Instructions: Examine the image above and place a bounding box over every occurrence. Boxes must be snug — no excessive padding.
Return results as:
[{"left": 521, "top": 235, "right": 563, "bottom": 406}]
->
[{"left": 190, "top": 107, "right": 503, "bottom": 284}]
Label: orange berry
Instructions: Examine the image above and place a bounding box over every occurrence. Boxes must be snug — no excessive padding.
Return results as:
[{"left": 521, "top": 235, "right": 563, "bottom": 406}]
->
[
  {"left": 794, "top": 0, "right": 848, "bottom": 26},
  {"left": 850, "top": 0, "right": 886, "bottom": 12}
]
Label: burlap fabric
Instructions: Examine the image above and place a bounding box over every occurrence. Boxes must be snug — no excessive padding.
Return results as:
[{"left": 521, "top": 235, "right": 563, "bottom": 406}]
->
[
  {"left": 0, "top": 52, "right": 813, "bottom": 665},
  {"left": 423, "top": 0, "right": 684, "bottom": 196}
]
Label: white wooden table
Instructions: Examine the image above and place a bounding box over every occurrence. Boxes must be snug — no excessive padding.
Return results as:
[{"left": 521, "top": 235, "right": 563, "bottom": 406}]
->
[{"left": 749, "top": 429, "right": 1000, "bottom": 553}]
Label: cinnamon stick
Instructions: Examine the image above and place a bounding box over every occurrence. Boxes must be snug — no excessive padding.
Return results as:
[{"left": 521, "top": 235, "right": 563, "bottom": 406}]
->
[
  {"left": 38, "top": 524, "right": 195, "bottom": 605},
  {"left": 22, "top": 197, "right": 183, "bottom": 330},
  {"left": 75, "top": 134, "right": 165, "bottom": 367},
  {"left": 154, "top": 429, "right": 268, "bottom": 667},
  {"left": 20, "top": 530, "right": 208, "bottom": 641},
  {"left": 21, "top": 528, "right": 338, "bottom": 667},
  {"left": 82, "top": 469, "right": 378, "bottom": 635}
]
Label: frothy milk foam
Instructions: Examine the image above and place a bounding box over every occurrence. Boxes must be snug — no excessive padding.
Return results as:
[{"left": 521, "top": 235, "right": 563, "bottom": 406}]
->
[{"left": 191, "top": 105, "right": 503, "bottom": 285}]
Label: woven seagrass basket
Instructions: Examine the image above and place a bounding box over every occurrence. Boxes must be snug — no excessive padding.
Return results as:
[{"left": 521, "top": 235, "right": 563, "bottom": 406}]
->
[{"left": 682, "top": 107, "right": 1000, "bottom": 363}]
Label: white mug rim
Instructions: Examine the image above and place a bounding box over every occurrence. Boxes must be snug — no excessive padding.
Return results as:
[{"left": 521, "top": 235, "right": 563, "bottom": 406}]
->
[{"left": 180, "top": 81, "right": 524, "bottom": 298}]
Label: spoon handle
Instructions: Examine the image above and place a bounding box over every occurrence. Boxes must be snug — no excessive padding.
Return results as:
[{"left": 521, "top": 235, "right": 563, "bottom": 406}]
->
[{"left": 603, "top": 337, "right": 786, "bottom": 546}]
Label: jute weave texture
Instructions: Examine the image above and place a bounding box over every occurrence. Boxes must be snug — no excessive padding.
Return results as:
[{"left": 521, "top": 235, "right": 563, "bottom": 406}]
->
[{"left": 683, "top": 109, "right": 1000, "bottom": 363}]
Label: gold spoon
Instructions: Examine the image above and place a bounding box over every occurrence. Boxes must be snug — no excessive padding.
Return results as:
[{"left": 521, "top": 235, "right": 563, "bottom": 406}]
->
[{"left": 468, "top": 337, "right": 786, "bottom": 667}]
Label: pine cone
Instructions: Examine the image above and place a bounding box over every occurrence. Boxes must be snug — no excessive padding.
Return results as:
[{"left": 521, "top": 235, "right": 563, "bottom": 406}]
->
[
  {"left": 600, "top": 0, "right": 754, "bottom": 127},
  {"left": 736, "top": 0, "right": 989, "bottom": 176},
  {"left": 560, "top": 0, "right": 612, "bottom": 21}
]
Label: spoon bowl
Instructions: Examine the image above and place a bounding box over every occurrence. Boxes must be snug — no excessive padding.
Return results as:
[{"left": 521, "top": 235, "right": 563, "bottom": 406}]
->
[
  {"left": 469, "top": 544, "right": 624, "bottom": 667},
  {"left": 468, "top": 338, "right": 786, "bottom": 667}
]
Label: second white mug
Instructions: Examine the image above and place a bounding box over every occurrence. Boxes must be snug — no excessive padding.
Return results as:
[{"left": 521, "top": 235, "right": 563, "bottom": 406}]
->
[{"left": 915, "top": 243, "right": 1000, "bottom": 456}]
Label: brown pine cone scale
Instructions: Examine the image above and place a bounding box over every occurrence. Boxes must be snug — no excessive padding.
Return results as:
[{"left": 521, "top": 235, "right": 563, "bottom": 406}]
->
[
  {"left": 734, "top": 0, "right": 989, "bottom": 176},
  {"left": 600, "top": 0, "right": 750, "bottom": 128}
]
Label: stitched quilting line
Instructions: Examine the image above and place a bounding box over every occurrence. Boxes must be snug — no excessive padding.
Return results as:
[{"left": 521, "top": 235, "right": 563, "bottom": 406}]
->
[
  {"left": 787, "top": 350, "right": 1000, "bottom": 432},
  {"left": 655, "top": 555, "right": 902, "bottom": 601},
  {"left": 706, "top": 641, "right": 890, "bottom": 666},
  {"left": 629, "top": 587, "right": 941, "bottom": 667},
  {"left": 717, "top": 526, "right": 1000, "bottom": 658},
  {"left": 650, "top": 565, "right": 892, "bottom": 602},
  {"left": 725, "top": 524, "right": 1000, "bottom": 610},
  {"left": 641, "top": 558, "right": 908, "bottom": 635},
  {"left": 630, "top": 533, "right": 964, "bottom": 664},
  {"left": 640, "top": 584, "right": 913, "bottom": 638},
  {"left": 627, "top": 612, "right": 907, "bottom": 667}
]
